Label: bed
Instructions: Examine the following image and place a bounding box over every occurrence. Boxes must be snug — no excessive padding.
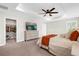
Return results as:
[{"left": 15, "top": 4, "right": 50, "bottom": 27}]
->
[
  {"left": 37, "top": 30, "right": 79, "bottom": 56},
  {"left": 37, "top": 35, "right": 72, "bottom": 56}
]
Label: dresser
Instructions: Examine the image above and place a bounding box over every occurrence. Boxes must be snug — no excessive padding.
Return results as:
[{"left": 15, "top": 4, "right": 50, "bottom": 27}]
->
[{"left": 25, "top": 30, "right": 39, "bottom": 40}]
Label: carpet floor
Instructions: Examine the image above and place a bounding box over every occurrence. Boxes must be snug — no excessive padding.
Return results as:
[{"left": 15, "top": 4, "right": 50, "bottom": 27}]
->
[{"left": 0, "top": 39, "right": 52, "bottom": 56}]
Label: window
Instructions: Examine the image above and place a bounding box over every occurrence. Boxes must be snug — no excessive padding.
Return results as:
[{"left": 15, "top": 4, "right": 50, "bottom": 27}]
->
[{"left": 66, "top": 20, "right": 77, "bottom": 32}]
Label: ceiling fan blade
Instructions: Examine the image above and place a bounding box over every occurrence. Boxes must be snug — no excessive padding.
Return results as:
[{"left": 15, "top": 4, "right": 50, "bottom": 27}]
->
[
  {"left": 50, "top": 8, "right": 55, "bottom": 11},
  {"left": 42, "top": 9, "right": 47, "bottom": 13},
  {"left": 51, "top": 12, "right": 58, "bottom": 14}
]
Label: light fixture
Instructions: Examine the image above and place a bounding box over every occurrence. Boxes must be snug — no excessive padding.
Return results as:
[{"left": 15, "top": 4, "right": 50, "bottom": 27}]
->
[{"left": 16, "top": 4, "right": 24, "bottom": 12}]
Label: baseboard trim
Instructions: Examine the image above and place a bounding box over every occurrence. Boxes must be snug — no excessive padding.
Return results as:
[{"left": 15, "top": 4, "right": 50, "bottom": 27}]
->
[{"left": 0, "top": 43, "right": 6, "bottom": 46}]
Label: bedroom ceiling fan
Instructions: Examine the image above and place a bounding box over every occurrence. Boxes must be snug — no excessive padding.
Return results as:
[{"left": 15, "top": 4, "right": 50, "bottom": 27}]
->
[{"left": 40, "top": 8, "right": 58, "bottom": 17}]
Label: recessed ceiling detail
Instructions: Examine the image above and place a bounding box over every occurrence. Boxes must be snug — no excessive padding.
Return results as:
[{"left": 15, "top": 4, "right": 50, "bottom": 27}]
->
[
  {"left": 0, "top": 5, "right": 8, "bottom": 10},
  {"left": 0, "top": 3, "right": 79, "bottom": 22}
]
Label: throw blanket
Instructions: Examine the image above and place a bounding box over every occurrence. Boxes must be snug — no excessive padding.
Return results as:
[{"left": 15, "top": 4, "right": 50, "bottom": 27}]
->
[{"left": 41, "top": 34, "right": 57, "bottom": 46}]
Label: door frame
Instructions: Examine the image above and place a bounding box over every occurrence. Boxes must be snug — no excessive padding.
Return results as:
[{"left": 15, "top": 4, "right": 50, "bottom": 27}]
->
[{"left": 5, "top": 18, "right": 17, "bottom": 43}]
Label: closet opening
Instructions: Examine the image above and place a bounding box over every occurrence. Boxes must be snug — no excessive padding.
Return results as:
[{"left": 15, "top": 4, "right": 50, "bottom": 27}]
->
[{"left": 6, "top": 18, "right": 16, "bottom": 44}]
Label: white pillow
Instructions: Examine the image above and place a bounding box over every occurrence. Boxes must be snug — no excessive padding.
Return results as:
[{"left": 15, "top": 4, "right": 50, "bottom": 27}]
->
[{"left": 77, "top": 37, "right": 79, "bottom": 42}]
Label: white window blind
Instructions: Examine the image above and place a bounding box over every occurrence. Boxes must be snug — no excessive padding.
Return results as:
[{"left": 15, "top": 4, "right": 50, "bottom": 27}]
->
[{"left": 66, "top": 20, "right": 77, "bottom": 31}]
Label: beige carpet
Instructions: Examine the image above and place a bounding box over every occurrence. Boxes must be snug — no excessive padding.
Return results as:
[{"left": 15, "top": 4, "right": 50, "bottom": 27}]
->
[{"left": 0, "top": 39, "right": 52, "bottom": 56}]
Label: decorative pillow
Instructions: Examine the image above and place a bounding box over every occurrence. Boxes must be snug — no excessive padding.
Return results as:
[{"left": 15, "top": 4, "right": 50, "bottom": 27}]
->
[{"left": 69, "top": 30, "right": 79, "bottom": 41}]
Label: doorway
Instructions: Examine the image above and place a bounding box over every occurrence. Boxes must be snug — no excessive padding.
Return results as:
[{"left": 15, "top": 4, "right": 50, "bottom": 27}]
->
[{"left": 6, "top": 18, "right": 16, "bottom": 44}]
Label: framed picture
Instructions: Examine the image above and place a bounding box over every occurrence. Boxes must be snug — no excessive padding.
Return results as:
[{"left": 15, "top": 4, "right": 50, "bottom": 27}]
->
[{"left": 26, "top": 22, "right": 37, "bottom": 30}]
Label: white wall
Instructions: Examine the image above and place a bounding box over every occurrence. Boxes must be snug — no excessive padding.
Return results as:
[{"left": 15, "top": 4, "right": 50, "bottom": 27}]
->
[
  {"left": 24, "top": 19, "right": 46, "bottom": 37},
  {"left": 0, "top": 15, "right": 6, "bottom": 46},
  {"left": 46, "top": 20, "right": 67, "bottom": 34},
  {"left": 0, "top": 10, "right": 26, "bottom": 46},
  {"left": 37, "top": 22, "right": 46, "bottom": 37},
  {"left": 46, "top": 17, "right": 79, "bottom": 34},
  {"left": 0, "top": 9, "right": 46, "bottom": 46}
]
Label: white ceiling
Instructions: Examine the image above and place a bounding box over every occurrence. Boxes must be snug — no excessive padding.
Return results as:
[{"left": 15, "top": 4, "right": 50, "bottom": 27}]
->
[
  {"left": 0, "top": 3, "right": 18, "bottom": 9},
  {"left": 0, "top": 3, "right": 79, "bottom": 22},
  {"left": 17, "top": 3, "right": 65, "bottom": 21}
]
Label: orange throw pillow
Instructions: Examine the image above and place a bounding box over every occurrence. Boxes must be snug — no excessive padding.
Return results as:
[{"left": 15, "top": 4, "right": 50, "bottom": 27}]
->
[{"left": 69, "top": 30, "right": 79, "bottom": 41}]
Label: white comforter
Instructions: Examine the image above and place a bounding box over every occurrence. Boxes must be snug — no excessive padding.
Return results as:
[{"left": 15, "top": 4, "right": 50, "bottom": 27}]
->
[
  {"left": 37, "top": 35, "right": 73, "bottom": 56},
  {"left": 49, "top": 35, "right": 72, "bottom": 49}
]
